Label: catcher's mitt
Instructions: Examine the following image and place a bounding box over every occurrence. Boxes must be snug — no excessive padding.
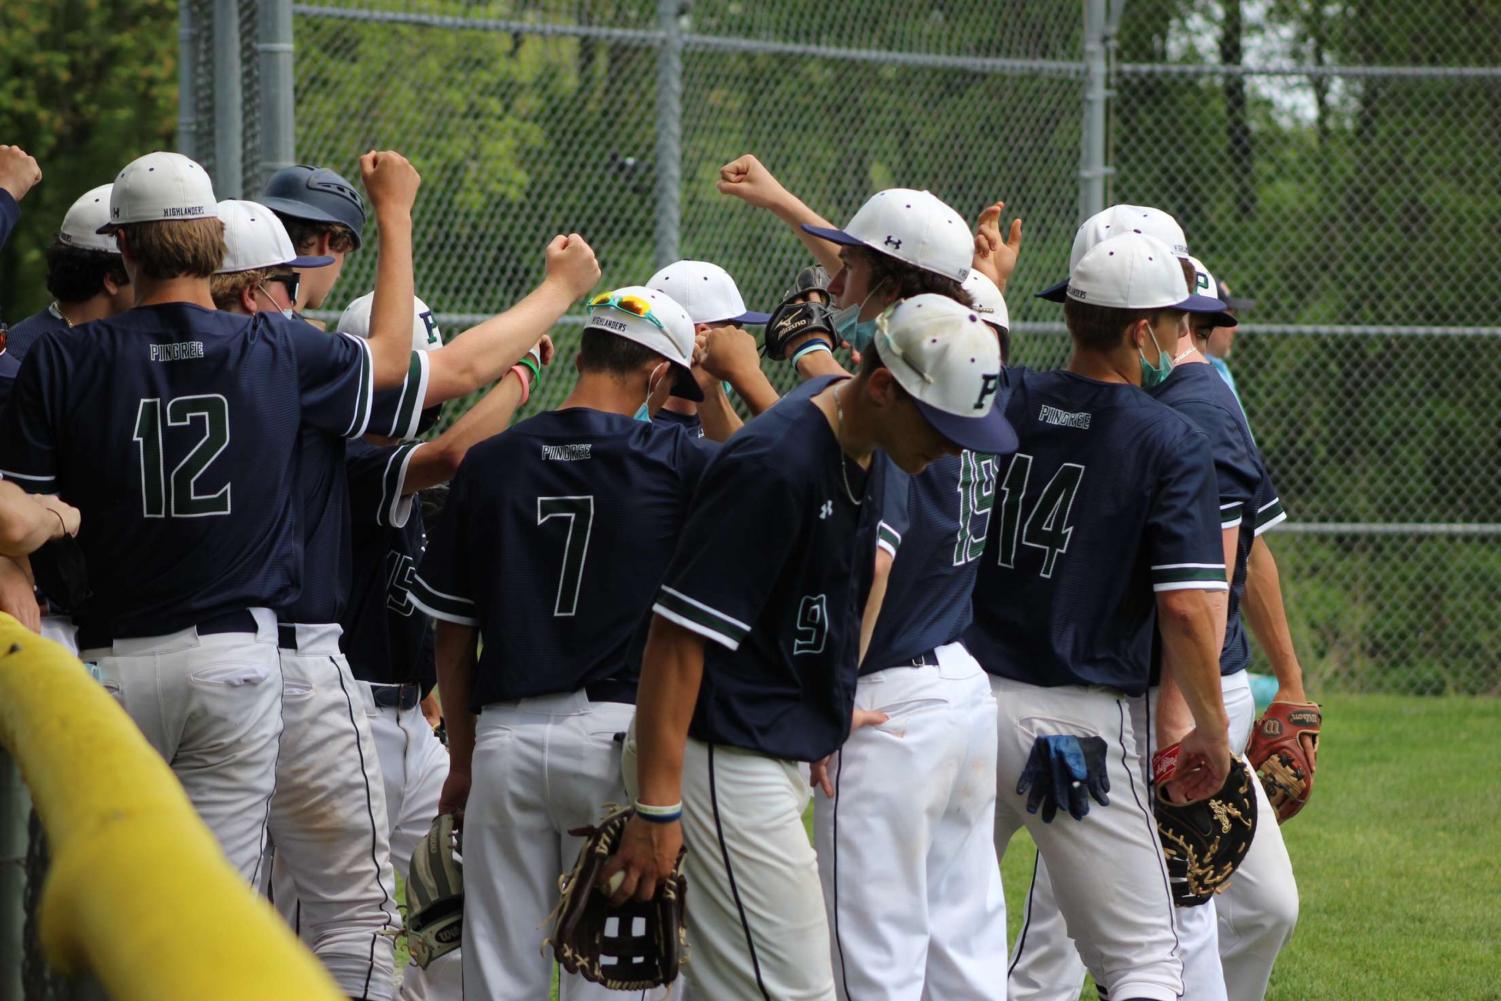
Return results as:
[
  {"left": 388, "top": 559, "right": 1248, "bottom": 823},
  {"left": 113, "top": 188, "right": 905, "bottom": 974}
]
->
[
  {"left": 1152, "top": 746, "right": 1258, "bottom": 908},
  {"left": 545, "top": 806, "right": 686, "bottom": 990},
  {"left": 763, "top": 265, "right": 836, "bottom": 360},
  {"left": 1246, "top": 700, "right": 1321, "bottom": 823}
]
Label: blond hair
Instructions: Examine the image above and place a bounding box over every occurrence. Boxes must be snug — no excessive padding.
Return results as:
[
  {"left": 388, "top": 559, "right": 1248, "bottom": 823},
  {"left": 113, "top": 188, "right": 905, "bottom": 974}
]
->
[
  {"left": 119, "top": 218, "right": 227, "bottom": 280},
  {"left": 209, "top": 268, "right": 273, "bottom": 311}
]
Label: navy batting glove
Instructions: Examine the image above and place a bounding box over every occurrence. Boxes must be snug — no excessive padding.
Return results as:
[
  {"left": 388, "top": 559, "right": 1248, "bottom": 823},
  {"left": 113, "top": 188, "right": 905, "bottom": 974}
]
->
[{"left": 1018, "top": 735, "right": 1111, "bottom": 823}]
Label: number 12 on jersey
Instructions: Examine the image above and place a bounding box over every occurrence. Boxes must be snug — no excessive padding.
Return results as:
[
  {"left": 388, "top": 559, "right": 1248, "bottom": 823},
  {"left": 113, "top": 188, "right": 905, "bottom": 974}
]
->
[
  {"left": 132, "top": 395, "right": 232, "bottom": 518},
  {"left": 995, "top": 453, "right": 1086, "bottom": 578}
]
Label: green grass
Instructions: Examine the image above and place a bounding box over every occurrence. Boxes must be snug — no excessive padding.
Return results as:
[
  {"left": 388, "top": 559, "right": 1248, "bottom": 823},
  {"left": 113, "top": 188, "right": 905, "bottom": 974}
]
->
[{"left": 430, "top": 694, "right": 1500, "bottom": 1000}]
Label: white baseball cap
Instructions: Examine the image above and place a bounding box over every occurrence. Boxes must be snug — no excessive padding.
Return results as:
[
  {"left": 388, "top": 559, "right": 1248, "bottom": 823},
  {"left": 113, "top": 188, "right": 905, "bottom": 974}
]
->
[
  {"left": 98, "top": 152, "right": 218, "bottom": 233},
  {"left": 1067, "top": 234, "right": 1227, "bottom": 314},
  {"left": 584, "top": 285, "right": 703, "bottom": 401},
  {"left": 338, "top": 291, "right": 443, "bottom": 352},
  {"left": 802, "top": 189, "right": 972, "bottom": 283},
  {"left": 961, "top": 270, "right": 1010, "bottom": 333},
  {"left": 1187, "top": 256, "right": 1238, "bottom": 328},
  {"left": 1039, "top": 204, "right": 1190, "bottom": 302},
  {"left": 215, "top": 199, "right": 334, "bottom": 274},
  {"left": 647, "top": 260, "right": 769, "bottom": 325},
  {"left": 57, "top": 185, "right": 118, "bottom": 253},
  {"left": 873, "top": 294, "right": 1016, "bottom": 454}
]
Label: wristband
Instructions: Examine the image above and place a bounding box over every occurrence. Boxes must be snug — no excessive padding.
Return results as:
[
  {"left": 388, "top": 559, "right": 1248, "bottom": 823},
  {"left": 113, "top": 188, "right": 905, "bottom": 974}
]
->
[
  {"left": 49, "top": 507, "right": 69, "bottom": 538},
  {"left": 790, "top": 338, "right": 835, "bottom": 368},
  {"left": 518, "top": 353, "right": 543, "bottom": 388},
  {"left": 633, "top": 800, "right": 683, "bottom": 824},
  {"left": 509, "top": 364, "right": 532, "bottom": 407}
]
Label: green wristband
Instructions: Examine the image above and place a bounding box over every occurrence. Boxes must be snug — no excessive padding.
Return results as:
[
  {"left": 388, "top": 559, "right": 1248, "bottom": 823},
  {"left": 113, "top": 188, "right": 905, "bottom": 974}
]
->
[{"left": 518, "top": 354, "right": 542, "bottom": 388}]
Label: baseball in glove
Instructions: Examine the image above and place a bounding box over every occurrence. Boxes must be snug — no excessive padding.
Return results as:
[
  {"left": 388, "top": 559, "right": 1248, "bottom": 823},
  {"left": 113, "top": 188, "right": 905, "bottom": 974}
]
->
[
  {"left": 1246, "top": 700, "right": 1321, "bottom": 823},
  {"left": 763, "top": 265, "right": 836, "bottom": 360},
  {"left": 544, "top": 806, "right": 687, "bottom": 990},
  {"left": 1152, "top": 744, "right": 1258, "bottom": 908}
]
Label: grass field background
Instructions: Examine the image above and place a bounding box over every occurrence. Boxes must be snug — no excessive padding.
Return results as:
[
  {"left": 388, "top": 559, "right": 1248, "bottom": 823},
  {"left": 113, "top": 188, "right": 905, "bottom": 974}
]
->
[{"left": 431, "top": 694, "right": 1500, "bottom": 1000}]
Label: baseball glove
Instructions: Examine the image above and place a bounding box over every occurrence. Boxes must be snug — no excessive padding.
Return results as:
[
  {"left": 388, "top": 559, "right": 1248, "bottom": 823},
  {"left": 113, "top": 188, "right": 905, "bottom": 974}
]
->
[
  {"left": 406, "top": 814, "right": 463, "bottom": 969},
  {"left": 763, "top": 265, "right": 836, "bottom": 360},
  {"left": 545, "top": 806, "right": 687, "bottom": 990},
  {"left": 1152, "top": 745, "right": 1258, "bottom": 908},
  {"left": 1246, "top": 700, "right": 1321, "bottom": 823}
]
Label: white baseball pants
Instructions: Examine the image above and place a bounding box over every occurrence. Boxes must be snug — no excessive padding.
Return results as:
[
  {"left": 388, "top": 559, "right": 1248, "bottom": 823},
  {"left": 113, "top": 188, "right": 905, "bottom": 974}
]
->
[
  {"left": 40, "top": 615, "right": 77, "bottom": 655},
  {"left": 463, "top": 692, "right": 665, "bottom": 1000},
  {"left": 812, "top": 642, "right": 1008, "bottom": 1001},
  {"left": 365, "top": 689, "right": 461, "bottom": 1001},
  {"left": 1008, "top": 673, "right": 1298, "bottom": 1001},
  {"left": 670, "top": 739, "right": 834, "bottom": 1001},
  {"left": 80, "top": 608, "right": 282, "bottom": 883},
  {"left": 991, "top": 676, "right": 1183, "bottom": 1001},
  {"left": 268, "top": 626, "right": 399, "bottom": 1001}
]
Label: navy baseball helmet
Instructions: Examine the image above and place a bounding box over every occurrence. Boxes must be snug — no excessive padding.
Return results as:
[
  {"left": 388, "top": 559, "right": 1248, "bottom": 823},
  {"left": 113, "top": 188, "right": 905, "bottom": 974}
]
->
[{"left": 260, "top": 164, "right": 366, "bottom": 250}]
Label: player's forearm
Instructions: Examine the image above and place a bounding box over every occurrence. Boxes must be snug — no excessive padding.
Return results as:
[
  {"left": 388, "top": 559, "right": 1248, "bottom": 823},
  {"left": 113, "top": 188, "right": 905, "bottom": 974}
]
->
[
  {"left": 634, "top": 615, "right": 706, "bottom": 807},
  {"left": 767, "top": 197, "right": 844, "bottom": 277},
  {"left": 405, "top": 373, "right": 525, "bottom": 494},
  {"left": 1156, "top": 589, "right": 1230, "bottom": 735},
  {"left": 858, "top": 548, "right": 894, "bottom": 666},
  {"left": 695, "top": 382, "right": 743, "bottom": 442},
  {"left": 0, "top": 485, "right": 66, "bottom": 556},
  {"left": 424, "top": 281, "right": 572, "bottom": 404},
  {"left": 792, "top": 346, "right": 850, "bottom": 382},
  {"left": 434, "top": 622, "right": 480, "bottom": 775},
  {"left": 367, "top": 207, "right": 417, "bottom": 389},
  {"left": 720, "top": 364, "right": 780, "bottom": 418},
  {"left": 1244, "top": 536, "right": 1307, "bottom": 700}
]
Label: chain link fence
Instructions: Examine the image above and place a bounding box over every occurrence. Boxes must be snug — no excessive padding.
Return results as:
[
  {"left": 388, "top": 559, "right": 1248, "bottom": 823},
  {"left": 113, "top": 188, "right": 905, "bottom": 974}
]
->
[{"left": 178, "top": 0, "right": 1501, "bottom": 696}]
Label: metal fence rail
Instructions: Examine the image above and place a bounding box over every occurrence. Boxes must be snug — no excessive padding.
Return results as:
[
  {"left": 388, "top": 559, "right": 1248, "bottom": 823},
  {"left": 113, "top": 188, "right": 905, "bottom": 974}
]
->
[{"left": 180, "top": 1, "right": 1501, "bottom": 695}]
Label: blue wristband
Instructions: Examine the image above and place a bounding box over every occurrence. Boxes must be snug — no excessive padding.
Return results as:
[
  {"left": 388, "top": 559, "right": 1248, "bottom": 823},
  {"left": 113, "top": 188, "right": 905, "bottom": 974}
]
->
[
  {"left": 634, "top": 800, "right": 683, "bottom": 824},
  {"left": 790, "top": 338, "right": 835, "bottom": 367}
]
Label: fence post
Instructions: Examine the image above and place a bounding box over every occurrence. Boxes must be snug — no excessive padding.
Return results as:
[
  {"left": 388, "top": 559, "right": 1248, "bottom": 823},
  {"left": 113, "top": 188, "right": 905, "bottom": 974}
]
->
[
  {"left": 258, "top": 0, "right": 297, "bottom": 187},
  {"left": 654, "top": 0, "right": 684, "bottom": 268},
  {"left": 213, "top": 0, "right": 244, "bottom": 198},
  {"left": 177, "top": 2, "right": 197, "bottom": 158},
  {"left": 1079, "top": 0, "right": 1109, "bottom": 221}
]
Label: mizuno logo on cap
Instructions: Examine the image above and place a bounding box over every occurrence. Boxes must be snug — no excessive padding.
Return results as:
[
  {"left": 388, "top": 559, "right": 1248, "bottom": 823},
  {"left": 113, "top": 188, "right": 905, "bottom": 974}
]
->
[{"left": 885, "top": 236, "right": 902, "bottom": 250}]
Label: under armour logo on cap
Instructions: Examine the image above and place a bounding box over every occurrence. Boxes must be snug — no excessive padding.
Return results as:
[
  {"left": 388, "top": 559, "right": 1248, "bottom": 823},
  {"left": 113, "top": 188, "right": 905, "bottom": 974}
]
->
[{"left": 885, "top": 235, "right": 902, "bottom": 249}]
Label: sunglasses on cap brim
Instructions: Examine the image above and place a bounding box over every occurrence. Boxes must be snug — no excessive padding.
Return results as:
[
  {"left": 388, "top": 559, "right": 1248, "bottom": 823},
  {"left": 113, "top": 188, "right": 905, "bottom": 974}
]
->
[{"left": 589, "top": 291, "right": 666, "bottom": 331}]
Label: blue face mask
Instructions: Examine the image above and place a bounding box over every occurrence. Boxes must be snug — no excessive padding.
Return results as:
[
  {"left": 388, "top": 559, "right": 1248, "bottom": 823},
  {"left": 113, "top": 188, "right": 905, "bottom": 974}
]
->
[
  {"left": 832, "top": 282, "right": 889, "bottom": 353},
  {"left": 634, "top": 402, "right": 651, "bottom": 422},
  {"left": 1138, "top": 334, "right": 1175, "bottom": 389}
]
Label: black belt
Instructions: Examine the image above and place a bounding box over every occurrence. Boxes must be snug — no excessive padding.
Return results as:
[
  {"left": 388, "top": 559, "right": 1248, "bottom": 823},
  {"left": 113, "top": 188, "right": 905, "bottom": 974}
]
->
[
  {"left": 369, "top": 683, "right": 422, "bottom": 710},
  {"left": 277, "top": 623, "right": 299, "bottom": 650},
  {"left": 584, "top": 678, "right": 637, "bottom": 705},
  {"left": 77, "top": 608, "right": 258, "bottom": 651},
  {"left": 908, "top": 648, "right": 938, "bottom": 668}
]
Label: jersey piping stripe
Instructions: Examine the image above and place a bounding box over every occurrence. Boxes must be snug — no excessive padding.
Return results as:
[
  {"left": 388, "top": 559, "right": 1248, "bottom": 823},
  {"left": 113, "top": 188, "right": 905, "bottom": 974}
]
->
[
  {"left": 1153, "top": 579, "right": 1230, "bottom": 593},
  {"left": 1254, "top": 499, "right": 1287, "bottom": 535},
  {"left": 1150, "top": 562, "right": 1226, "bottom": 570},
  {"left": 657, "top": 586, "right": 752, "bottom": 633},
  {"left": 377, "top": 442, "right": 421, "bottom": 529},
  {"left": 1219, "top": 501, "right": 1244, "bottom": 530},
  {"left": 876, "top": 521, "right": 902, "bottom": 556},
  {"left": 652, "top": 602, "right": 742, "bottom": 652},
  {"left": 340, "top": 333, "right": 375, "bottom": 439},
  {"left": 382, "top": 351, "right": 429, "bottom": 441},
  {"left": 409, "top": 577, "right": 479, "bottom": 626},
  {"left": 0, "top": 467, "right": 55, "bottom": 485}
]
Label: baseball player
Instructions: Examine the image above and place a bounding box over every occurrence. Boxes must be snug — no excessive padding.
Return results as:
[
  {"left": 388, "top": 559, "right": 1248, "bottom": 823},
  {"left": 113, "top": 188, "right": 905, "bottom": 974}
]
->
[
  {"left": 966, "top": 232, "right": 1235, "bottom": 1001},
  {"left": 1205, "top": 278, "right": 1254, "bottom": 403},
  {"left": 337, "top": 290, "right": 552, "bottom": 1001},
  {"left": 646, "top": 258, "right": 769, "bottom": 440},
  {"left": 0, "top": 149, "right": 422, "bottom": 884},
  {"left": 6, "top": 184, "right": 132, "bottom": 364},
  {"left": 602, "top": 294, "right": 1011, "bottom": 1001},
  {"left": 711, "top": 162, "right": 1022, "bottom": 999},
  {"left": 211, "top": 196, "right": 597, "bottom": 1000},
  {"left": 411, "top": 285, "right": 710, "bottom": 998}
]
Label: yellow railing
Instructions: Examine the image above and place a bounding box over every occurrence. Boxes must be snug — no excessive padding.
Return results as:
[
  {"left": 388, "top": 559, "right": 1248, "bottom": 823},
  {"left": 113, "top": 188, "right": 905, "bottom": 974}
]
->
[{"left": 0, "top": 617, "right": 344, "bottom": 1000}]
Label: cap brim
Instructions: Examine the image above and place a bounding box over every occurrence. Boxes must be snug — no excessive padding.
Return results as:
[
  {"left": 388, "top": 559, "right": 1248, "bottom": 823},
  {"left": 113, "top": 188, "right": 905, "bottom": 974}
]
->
[
  {"left": 95, "top": 222, "right": 120, "bottom": 235},
  {"left": 800, "top": 223, "right": 866, "bottom": 247},
  {"left": 914, "top": 398, "right": 1018, "bottom": 456},
  {"left": 1035, "top": 278, "right": 1069, "bottom": 302},
  {"left": 290, "top": 254, "right": 335, "bottom": 268},
  {"left": 728, "top": 310, "right": 771, "bottom": 325},
  {"left": 670, "top": 364, "right": 704, "bottom": 402},
  {"left": 1223, "top": 296, "right": 1256, "bottom": 312},
  {"left": 1206, "top": 311, "right": 1238, "bottom": 328},
  {"left": 1178, "top": 293, "right": 1231, "bottom": 315}
]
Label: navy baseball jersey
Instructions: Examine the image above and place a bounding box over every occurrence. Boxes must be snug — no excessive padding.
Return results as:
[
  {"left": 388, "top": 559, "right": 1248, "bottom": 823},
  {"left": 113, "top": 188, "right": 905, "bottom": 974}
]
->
[
  {"left": 0, "top": 304, "right": 376, "bottom": 642},
  {"left": 413, "top": 408, "right": 714, "bottom": 708},
  {"left": 654, "top": 375, "right": 889, "bottom": 762},
  {"left": 341, "top": 438, "right": 433, "bottom": 688},
  {"left": 861, "top": 450, "right": 996, "bottom": 671},
  {"left": 965, "top": 369, "right": 1227, "bottom": 694},
  {"left": 6, "top": 305, "right": 69, "bottom": 365},
  {"left": 1152, "top": 362, "right": 1284, "bottom": 675},
  {"left": 652, "top": 408, "right": 704, "bottom": 439},
  {"left": 279, "top": 351, "right": 431, "bottom": 626},
  {"left": 0, "top": 349, "right": 19, "bottom": 414},
  {"left": 0, "top": 190, "right": 16, "bottom": 255}
]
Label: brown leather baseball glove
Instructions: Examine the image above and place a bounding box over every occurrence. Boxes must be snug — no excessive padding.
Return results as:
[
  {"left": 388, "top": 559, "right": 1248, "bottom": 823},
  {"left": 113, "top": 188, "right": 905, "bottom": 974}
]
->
[{"left": 1246, "top": 700, "right": 1322, "bottom": 823}]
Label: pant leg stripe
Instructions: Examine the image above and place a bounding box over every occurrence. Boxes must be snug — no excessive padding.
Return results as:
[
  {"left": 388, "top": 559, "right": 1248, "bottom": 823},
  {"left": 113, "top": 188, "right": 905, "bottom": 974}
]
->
[
  {"left": 830, "top": 748, "right": 856, "bottom": 1000},
  {"left": 1117, "top": 695, "right": 1184, "bottom": 998},
  {"left": 334, "top": 656, "right": 394, "bottom": 1000},
  {"left": 1006, "top": 849, "right": 1045, "bottom": 977},
  {"left": 250, "top": 655, "right": 286, "bottom": 891},
  {"left": 708, "top": 743, "right": 771, "bottom": 1000}
]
